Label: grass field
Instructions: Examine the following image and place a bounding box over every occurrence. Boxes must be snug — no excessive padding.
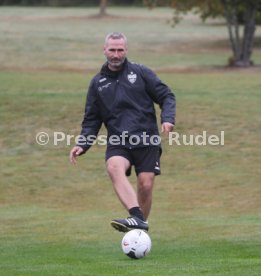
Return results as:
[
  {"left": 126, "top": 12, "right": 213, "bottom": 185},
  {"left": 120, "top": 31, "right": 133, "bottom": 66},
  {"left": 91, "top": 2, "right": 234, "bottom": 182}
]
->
[{"left": 0, "top": 6, "right": 261, "bottom": 275}]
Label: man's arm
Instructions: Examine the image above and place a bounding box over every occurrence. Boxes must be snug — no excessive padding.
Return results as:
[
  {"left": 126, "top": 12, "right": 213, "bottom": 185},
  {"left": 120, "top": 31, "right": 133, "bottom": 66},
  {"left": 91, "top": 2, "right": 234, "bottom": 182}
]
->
[
  {"left": 69, "top": 79, "right": 103, "bottom": 163},
  {"left": 78, "top": 79, "right": 103, "bottom": 153},
  {"left": 141, "top": 66, "right": 176, "bottom": 127}
]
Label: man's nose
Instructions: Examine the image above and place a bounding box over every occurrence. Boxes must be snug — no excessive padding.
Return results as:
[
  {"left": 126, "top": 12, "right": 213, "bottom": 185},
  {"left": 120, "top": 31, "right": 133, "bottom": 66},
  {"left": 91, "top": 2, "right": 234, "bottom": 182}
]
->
[{"left": 113, "top": 51, "right": 120, "bottom": 57}]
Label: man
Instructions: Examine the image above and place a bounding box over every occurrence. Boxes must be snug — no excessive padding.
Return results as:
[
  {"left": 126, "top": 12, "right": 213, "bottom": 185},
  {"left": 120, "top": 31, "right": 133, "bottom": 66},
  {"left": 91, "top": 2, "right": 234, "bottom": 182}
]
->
[{"left": 69, "top": 32, "right": 176, "bottom": 233}]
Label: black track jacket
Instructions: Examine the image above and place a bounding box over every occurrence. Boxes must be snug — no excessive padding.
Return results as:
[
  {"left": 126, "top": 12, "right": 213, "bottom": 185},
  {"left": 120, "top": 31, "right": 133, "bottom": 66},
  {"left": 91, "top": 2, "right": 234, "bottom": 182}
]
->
[{"left": 78, "top": 59, "right": 176, "bottom": 153}]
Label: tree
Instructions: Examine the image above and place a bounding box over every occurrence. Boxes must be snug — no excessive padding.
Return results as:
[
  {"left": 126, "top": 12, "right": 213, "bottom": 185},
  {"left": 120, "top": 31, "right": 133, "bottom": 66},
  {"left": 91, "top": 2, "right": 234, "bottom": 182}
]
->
[
  {"left": 144, "top": 0, "right": 261, "bottom": 67},
  {"left": 221, "top": 0, "right": 259, "bottom": 67},
  {"left": 99, "top": 0, "right": 108, "bottom": 16}
]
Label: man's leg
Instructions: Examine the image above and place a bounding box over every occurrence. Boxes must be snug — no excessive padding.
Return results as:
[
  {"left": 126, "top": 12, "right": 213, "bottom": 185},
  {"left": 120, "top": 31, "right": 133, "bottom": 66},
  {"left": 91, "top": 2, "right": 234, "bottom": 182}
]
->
[
  {"left": 106, "top": 156, "right": 138, "bottom": 210},
  {"left": 137, "top": 172, "right": 155, "bottom": 220},
  {"left": 107, "top": 156, "right": 149, "bottom": 232}
]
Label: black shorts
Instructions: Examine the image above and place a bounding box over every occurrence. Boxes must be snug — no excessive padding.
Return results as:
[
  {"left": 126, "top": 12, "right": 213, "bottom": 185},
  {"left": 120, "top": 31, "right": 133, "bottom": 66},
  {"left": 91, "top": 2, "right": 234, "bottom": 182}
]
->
[{"left": 105, "top": 146, "right": 162, "bottom": 176}]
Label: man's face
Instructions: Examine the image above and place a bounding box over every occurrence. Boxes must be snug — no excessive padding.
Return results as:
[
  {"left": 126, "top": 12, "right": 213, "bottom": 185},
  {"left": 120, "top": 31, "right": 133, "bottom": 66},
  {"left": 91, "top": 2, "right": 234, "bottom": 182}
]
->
[{"left": 104, "top": 38, "right": 127, "bottom": 71}]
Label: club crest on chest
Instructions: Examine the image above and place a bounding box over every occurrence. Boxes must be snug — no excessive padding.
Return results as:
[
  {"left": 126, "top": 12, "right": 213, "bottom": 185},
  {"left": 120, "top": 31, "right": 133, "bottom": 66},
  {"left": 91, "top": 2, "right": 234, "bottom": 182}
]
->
[{"left": 127, "top": 72, "right": 137, "bottom": 84}]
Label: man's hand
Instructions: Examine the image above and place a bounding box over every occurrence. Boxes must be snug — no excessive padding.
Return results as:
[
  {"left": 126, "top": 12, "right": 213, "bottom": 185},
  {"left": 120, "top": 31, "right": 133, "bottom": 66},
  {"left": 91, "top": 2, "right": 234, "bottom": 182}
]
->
[
  {"left": 161, "top": 122, "right": 174, "bottom": 135},
  {"left": 69, "top": 146, "right": 84, "bottom": 164}
]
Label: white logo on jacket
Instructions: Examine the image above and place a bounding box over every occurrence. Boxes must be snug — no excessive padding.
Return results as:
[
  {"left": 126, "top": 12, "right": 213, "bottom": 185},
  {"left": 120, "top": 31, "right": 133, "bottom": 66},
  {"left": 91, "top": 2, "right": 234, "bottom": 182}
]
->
[
  {"left": 127, "top": 72, "right": 137, "bottom": 84},
  {"left": 98, "top": 82, "right": 111, "bottom": 91},
  {"left": 99, "top": 78, "right": 107, "bottom": 83}
]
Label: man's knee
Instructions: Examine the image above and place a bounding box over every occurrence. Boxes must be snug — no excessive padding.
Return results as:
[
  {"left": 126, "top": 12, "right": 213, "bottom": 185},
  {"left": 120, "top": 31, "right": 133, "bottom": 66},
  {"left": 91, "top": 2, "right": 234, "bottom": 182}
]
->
[
  {"left": 138, "top": 173, "right": 154, "bottom": 191},
  {"left": 106, "top": 156, "right": 129, "bottom": 177}
]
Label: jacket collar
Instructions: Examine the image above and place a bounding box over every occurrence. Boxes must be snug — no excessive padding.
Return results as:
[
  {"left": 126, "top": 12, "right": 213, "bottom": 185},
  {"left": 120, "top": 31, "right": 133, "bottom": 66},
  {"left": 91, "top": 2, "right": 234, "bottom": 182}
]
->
[{"left": 100, "top": 58, "right": 128, "bottom": 78}]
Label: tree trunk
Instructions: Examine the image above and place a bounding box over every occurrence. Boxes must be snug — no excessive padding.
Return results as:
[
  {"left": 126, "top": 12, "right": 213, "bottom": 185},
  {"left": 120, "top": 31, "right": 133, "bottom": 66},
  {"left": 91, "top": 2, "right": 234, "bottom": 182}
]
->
[
  {"left": 222, "top": 0, "right": 259, "bottom": 67},
  {"left": 99, "top": 0, "right": 108, "bottom": 16},
  {"left": 240, "top": 1, "right": 258, "bottom": 66},
  {"left": 222, "top": 0, "right": 241, "bottom": 62}
]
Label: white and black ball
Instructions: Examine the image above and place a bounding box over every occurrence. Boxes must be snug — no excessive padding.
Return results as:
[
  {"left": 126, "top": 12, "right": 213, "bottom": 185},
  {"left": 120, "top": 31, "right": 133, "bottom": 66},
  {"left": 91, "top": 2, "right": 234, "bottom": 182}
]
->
[{"left": 121, "top": 229, "right": 151, "bottom": 259}]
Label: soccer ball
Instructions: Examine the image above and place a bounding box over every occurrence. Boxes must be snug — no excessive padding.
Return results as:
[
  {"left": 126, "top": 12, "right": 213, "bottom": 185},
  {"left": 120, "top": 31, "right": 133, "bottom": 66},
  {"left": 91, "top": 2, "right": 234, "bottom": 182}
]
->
[{"left": 121, "top": 229, "right": 151, "bottom": 259}]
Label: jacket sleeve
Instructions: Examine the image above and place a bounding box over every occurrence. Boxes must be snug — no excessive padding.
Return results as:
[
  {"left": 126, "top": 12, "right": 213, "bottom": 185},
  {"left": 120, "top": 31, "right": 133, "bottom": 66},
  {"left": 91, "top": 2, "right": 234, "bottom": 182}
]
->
[
  {"left": 77, "top": 78, "right": 103, "bottom": 154},
  {"left": 141, "top": 66, "right": 176, "bottom": 125}
]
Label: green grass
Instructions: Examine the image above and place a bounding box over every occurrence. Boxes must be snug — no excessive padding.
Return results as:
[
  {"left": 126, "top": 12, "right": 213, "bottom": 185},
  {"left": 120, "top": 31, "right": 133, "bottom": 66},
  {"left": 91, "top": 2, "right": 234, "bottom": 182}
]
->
[
  {"left": 0, "top": 6, "right": 261, "bottom": 276},
  {"left": 0, "top": 206, "right": 260, "bottom": 275},
  {"left": 1, "top": 239, "right": 260, "bottom": 275}
]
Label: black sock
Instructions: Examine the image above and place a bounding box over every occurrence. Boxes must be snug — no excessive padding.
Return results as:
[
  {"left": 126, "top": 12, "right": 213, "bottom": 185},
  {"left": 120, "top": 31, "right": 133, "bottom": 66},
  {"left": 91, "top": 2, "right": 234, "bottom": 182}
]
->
[{"left": 129, "top": 207, "right": 145, "bottom": 221}]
